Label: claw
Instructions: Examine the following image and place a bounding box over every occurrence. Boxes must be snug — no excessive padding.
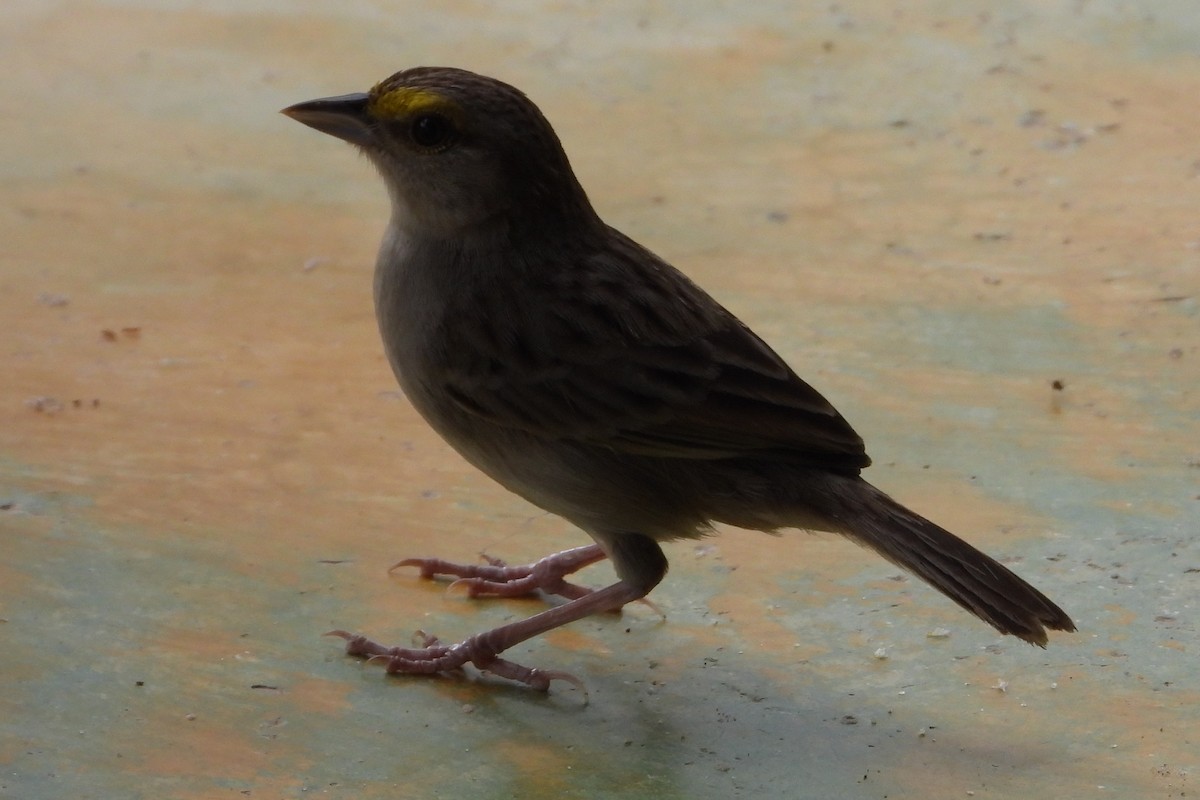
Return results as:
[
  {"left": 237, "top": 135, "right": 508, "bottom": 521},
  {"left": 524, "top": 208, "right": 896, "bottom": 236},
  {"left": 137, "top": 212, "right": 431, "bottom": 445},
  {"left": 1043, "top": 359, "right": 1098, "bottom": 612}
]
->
[
  {"left": 637, "top": 597, "right": 668, "bottom": 620},
  {"left": 482, "top": 658, "right": 590, "bottom": 703},
  {"left": 478, "top": 553, "right": 507, "bottom": 568},
  {"left": 411, "top": 629, "right": 441, "bottom": 648},
  {"left": 389, "top": 557, "right": 441, "bottom": 578},
  {"left": 444, "top": 577, "right": 472, "bottom": 596}
]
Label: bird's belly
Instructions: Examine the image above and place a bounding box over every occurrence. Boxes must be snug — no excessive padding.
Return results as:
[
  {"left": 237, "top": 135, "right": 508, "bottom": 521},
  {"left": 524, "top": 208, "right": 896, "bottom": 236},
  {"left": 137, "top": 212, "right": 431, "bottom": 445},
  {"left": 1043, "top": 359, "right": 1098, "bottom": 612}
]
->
[{"left": 403, "top": 391, "right": 710, "bottom": 540}]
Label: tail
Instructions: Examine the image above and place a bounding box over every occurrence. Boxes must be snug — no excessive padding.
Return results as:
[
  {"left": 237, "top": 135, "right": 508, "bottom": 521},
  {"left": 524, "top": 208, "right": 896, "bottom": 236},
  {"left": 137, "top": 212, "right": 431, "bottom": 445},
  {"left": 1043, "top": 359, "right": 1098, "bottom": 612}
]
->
[{"left": 816, "top": 477, "right": 1075, "bottom": 646}]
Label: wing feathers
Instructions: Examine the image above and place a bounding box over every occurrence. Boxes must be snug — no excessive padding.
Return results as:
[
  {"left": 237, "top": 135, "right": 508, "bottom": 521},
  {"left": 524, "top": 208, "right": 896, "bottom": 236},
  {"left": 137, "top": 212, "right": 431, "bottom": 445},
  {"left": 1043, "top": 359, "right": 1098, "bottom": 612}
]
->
[{"left": 438, "top": 232, "right": 869, "bottom": 470}]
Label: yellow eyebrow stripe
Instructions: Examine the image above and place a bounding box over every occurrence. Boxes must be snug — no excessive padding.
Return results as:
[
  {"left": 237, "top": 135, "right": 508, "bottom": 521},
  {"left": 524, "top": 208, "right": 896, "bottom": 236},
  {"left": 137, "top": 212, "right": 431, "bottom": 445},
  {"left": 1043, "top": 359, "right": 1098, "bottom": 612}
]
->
[{"left": 367, "top": 86, "right": 457, "bottom": 120}]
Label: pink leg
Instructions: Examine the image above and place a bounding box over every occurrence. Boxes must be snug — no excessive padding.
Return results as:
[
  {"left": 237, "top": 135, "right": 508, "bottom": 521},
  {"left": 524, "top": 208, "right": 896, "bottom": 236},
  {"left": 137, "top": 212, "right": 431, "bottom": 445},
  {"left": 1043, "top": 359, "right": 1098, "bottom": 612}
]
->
[
  {"left": 329, "top": 577, "right": 647, "bottom": 697},
  {"left": 394, "top": 544, "right": 608, "bottom": 601}
]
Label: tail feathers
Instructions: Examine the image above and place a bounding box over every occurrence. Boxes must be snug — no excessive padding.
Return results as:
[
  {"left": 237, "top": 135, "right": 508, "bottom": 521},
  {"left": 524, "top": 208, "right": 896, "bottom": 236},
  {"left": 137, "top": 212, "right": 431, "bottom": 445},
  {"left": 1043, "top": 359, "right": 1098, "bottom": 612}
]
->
[{"left": 826, "top": 479, "right": 1075, "bottom": 646}]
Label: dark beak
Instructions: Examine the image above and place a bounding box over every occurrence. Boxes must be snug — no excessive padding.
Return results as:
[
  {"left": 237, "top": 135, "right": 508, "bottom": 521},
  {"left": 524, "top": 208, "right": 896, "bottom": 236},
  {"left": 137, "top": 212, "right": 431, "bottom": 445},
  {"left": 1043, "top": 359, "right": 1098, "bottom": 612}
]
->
[{"left": 281, "top": 93, "right": 373, "bottom": 147}]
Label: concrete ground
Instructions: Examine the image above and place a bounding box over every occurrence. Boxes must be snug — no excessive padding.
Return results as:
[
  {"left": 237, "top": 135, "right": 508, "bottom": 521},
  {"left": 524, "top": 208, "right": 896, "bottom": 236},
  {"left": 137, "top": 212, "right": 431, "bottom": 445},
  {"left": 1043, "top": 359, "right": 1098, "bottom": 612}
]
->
[{"left": 2, "top": 2, "right": 1197, "bottom": 798}]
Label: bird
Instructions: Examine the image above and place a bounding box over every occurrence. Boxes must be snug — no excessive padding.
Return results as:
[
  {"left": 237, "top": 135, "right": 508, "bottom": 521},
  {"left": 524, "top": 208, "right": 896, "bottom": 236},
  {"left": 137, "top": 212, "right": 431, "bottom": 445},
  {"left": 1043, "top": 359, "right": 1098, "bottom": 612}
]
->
[{"left": 281, "top": 66, "right": 1075, "bottom": 693}]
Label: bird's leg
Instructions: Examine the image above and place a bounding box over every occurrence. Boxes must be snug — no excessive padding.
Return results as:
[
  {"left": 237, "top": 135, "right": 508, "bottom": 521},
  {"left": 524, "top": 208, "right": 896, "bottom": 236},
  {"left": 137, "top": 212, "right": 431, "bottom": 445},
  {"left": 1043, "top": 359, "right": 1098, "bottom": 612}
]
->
[
  {"left": 394, "top": 544, "right": 608, "bottom": 601},
  {"left": 328, "top": 577, "right": 648, "bottom": 696}
]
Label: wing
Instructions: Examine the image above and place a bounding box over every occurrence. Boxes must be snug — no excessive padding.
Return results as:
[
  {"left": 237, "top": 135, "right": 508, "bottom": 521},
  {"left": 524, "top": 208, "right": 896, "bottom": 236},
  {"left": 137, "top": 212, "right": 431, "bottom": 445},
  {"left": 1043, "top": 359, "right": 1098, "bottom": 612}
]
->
[{"left": 437, "top": 229, "right": 870, "bottom": 473}]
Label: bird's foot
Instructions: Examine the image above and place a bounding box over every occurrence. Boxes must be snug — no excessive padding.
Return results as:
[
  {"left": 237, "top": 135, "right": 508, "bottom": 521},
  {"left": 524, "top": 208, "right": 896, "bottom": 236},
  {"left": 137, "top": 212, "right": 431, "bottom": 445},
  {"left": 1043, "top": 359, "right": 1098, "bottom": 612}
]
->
[
  {"left": 331, "top": 555, "right": 657, "bottom": 697},
  {"left": 326, "top": 628, "right": 588, "bottom": 699},
  {"left": 393, "top": 543, "right": 608, "bottom": 601}
]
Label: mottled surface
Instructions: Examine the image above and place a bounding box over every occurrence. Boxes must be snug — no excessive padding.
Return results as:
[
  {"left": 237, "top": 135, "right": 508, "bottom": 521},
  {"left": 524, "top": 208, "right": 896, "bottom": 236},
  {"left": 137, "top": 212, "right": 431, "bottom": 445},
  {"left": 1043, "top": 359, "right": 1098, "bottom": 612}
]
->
[{"left": 2, "top": 2, "right": 1197, "bottom": 798}]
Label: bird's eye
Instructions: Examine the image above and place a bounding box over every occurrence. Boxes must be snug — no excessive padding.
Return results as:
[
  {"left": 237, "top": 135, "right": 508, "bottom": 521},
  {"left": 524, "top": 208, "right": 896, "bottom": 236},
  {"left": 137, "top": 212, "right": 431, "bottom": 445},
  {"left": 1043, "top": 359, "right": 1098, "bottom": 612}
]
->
[{"left": 409, "top": 113, "right": 455, "bottom": 150}]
